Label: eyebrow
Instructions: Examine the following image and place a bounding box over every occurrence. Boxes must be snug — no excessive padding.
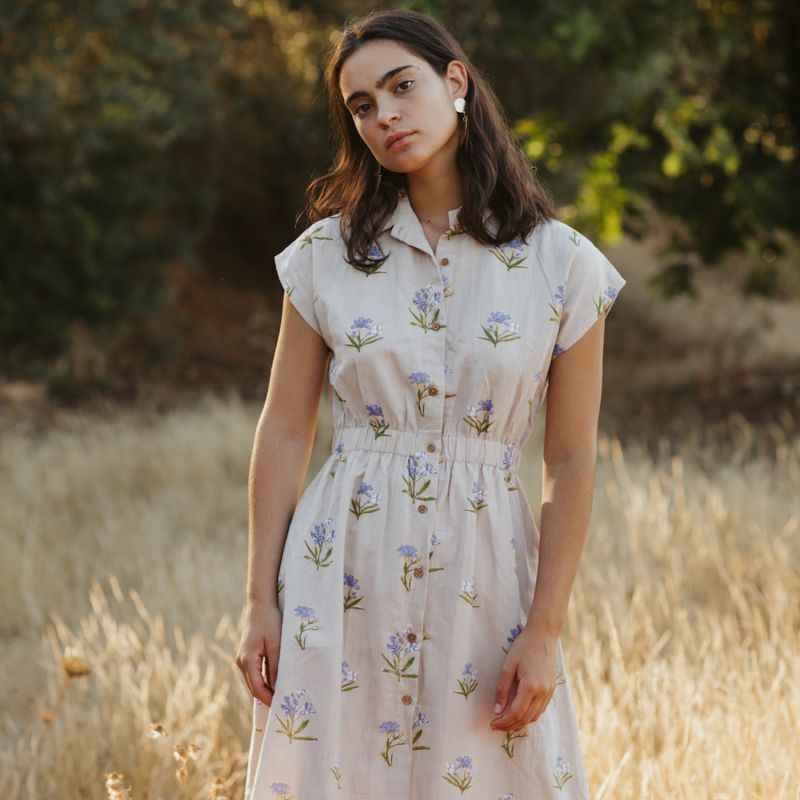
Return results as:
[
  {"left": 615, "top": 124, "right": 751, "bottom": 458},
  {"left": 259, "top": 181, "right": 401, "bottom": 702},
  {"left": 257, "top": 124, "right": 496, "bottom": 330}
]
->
[{"left": 343, "top": 65, "right": 419, "bottom": 107}]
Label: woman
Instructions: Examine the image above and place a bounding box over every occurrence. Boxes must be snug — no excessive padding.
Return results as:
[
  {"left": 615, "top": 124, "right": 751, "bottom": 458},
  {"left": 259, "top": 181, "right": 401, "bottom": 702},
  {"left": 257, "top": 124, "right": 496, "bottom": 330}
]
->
[{"left": 237, "top": 8, "right": 625, "bottom": 799}]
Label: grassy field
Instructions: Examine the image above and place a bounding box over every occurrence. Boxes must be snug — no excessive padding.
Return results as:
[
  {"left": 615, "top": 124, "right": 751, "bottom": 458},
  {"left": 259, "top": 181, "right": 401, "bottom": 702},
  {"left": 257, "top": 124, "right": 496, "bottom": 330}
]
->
[{"left": 0, "top": 390, "right": 797, "bottom": 799}]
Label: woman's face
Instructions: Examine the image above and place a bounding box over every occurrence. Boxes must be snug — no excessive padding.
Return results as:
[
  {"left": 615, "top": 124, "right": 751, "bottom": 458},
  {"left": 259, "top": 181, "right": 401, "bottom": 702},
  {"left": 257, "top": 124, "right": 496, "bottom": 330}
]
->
[{"left": 339, "top": 39, "right": 468, "bottom": 173}]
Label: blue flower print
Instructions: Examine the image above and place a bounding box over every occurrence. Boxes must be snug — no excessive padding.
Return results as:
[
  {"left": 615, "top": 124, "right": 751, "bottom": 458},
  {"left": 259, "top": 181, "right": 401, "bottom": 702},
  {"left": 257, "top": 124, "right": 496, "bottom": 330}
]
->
[
  {"left": 292, "top": 605, "right": 320, "bottom": 650},
  {"left": 330, "top": 756, "right": 342, "bottom": 789},
  {"left": 490, "top": 238, "right": 528, "bottom": 270},
  {"left": 343, "top": 571, "right": 365, "bottom": 612},
  {"left": 409, "top": 283, "right": 446, "bottom": 333},
  {"left": 479, "top": 311, "right": 521, "bottom": 347},
  {"left": 401, "top": 451, "right": 438, "bottom": 502},
  {"left": 499, "top": 795, "right": 515, "bottom": 800},
  {"left": 350, "top": 480, "right": 381, "bottom": 518},
  {"left": 397, "top": 544, "right": 425, "bottom": 591},
  {"left": 502, "top": 443, "right": 518, "bottom": 492},
  {"left": 463, "top": 399, "right": 495, "bottom": 436},
  {"left": 453, "top": 662, "right": 479, "bottom": 700},
  {"left": 442, "top": 754, "right": 473, "bottom": 793},
  {"left": 345, "top": 317, "right": 384, "bottom": 351},
  {"left": 500, "top": 725, "right": 529, "bottom": 758},
  {"left": 381, "top": 627, "right": 420, "bottom": 680},
  {"left": 442, "top": 274, "right": 454, "bottom": 298},
  {"left": 502, "top": 623, "right": 523, "bottom": 654},
  {"left": 444, "top": 362, "right": 457, "bottom": 399},
  {"left": 341, "top": 660, "right": 359, "bottom": 692},
  {"left": 549, "top": 283, "right": 566, "bottom": 323},
  {"left": 552, "top": 343, "right": 566, "bottom": 359},
  {"left": 412, "top": 703, "right": 431, "bottom": 750},
  {"left": 595, "top": 286, "right": 619, "bottom": 316},
  {"left": 428, "top": 532, "right": 445, "bottom": 573},
  {"left": 275, "top": 688, "right": 319, "bottom": 743},
  {"left": 269, "top": 782, "right": 295, "bottom": 799},
  {"left": 552, "top": 755, "right": 574, "bottom": 790},
  {"left": 378, "top": 720, "right": 408, "bottom": 765},
  {"left": 298, "top": 223, "right": 332, "bottom": 248},
  {"left": 510, "top": 536, "right": 519, "bottom": 561},
  {"left": 465, "top": 481, "right": 488, "bottom": 513},
  {"left": 361, "top": 243, "right": 389, "bottom": 275},
  {"left": 303, "top": 517, "right": 336, "bottom": 569},
  {"left": 329, "top": 441, "right": 346, "bottom": 478},
  {"left": 458, "top": 577, "right": 480, "bottom": 608},
  {"left": 365, "top": 403, "right": 391, "bottom": 438},
  {"left": 408, "top": 371, "right": 439, "bottom": 416}
]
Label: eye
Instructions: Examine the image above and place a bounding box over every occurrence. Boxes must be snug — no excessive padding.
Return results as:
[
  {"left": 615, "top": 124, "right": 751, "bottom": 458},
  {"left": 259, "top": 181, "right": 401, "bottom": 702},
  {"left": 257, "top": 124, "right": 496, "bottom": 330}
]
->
[{"left": 351, "top": 79, "right": 414, "bottom": 118}]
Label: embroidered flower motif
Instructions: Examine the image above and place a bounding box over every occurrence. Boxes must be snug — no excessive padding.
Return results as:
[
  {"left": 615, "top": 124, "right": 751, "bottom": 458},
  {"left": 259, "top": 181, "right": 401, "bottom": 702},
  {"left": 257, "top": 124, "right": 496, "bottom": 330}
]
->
[
  {"left": 408, "top": 371, "right": 439, "bottom": 416},
  {"left": 409, "top": 283, "right": 446, "bottom": 332},
  {"left": 500, "top": 726, "right": 529, "bottom": 758},
  {"left": 343, "top": 571, "right": 365, "bottom": 612},
  {"left": 378, "top": 720, "right": 408, "bottom": 765},
  {"left": 350, "top": 480, "right": 381, "bottom": 517},
  {"left": 552, "top": 755, "right": 574, "bottom": 790},
  {"left": 275, "top": 688, "right": 319, "bottom": 743},
  {"left": 463, "top": 399, "right": 495, "bottom": 436},
  {"left": 549, "top": 283, "right": 566, "bottom": 323},
  {"left": 412, "top": 704, "right": 431, "bottom": 750},
  {"left": 490, "top": 238, "right": 528, "bottom": 270},
  {"left": 465, "top": 481, "right": 488, "bottom": 513},
  {"left": 401, "top": 451, "right": 438, "bottom": 502},
  {"left": 303, "top": 517, "right": 336, "bottom": 569},
  {"left": 381, "top": 627, "right": 420, "bottom": 680},
  {"left": 397, "top": 544, "right": 425, "bottom": 591},
  {"left": 502, "top": 623, "right": 523, "bottom": 654},
  {"left": 292, "top": 605, "right": 320, "bottom": 650},
  {"left": 458, "top": 577, "right": 480, "bottom": 608},
  {"left": 365, "top": 403, "right": 391, "bottom": 438},
  {"left": 442, "top": 754, "right": 474, "bottom": 793},
  {"left": 453, "top": 661, "right": 479, "bottom": 700},
  {"left": 341, "top": 660, "right": 359, "bottom": 692},
  {"left": 479, "top": 311, "right": 521, "bottom": 346},
  {"left": 345, "top": 316, "right": 384, "bottom": 351}
]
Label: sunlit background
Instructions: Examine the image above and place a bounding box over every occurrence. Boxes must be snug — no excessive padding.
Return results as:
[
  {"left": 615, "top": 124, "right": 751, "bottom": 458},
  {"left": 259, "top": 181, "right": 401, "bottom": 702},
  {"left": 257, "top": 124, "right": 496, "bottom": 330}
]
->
[{"left": 1, "top": 1, "right": 798, "bottom": 798}]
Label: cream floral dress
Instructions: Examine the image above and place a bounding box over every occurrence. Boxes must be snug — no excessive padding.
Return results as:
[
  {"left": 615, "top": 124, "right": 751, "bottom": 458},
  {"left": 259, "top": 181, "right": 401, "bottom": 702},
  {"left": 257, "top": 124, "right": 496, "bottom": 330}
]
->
[{"left": 244, "top": 189, "right": 626, "bottom": 799}]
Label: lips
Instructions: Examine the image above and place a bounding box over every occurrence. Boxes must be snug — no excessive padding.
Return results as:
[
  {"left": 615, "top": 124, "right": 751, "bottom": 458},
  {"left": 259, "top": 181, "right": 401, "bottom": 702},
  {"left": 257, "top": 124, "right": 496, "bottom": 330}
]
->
[{"left": 387, "top": 131, "right": 414, "bottom": 150}]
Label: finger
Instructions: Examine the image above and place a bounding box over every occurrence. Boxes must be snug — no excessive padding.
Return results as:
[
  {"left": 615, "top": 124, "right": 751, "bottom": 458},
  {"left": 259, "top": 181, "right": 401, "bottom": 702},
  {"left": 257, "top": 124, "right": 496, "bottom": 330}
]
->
[
  {"left": 245, "top": 655, "right": 274, "bottom": 705},
  {"left": 493, "top": 664, "right": 517, "bottom": 717},
  {"left": 266, "top": 643, "right": 280, "bottom": 690},
  {"left": 492, "top": 683, "right": 536, "bottom": 730}
]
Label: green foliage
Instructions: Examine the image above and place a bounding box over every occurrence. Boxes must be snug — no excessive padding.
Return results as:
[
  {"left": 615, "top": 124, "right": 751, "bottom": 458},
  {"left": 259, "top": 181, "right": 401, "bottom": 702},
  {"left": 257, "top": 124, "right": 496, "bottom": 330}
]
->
[{"left": 0, "top": 0, "right": 241, "bottom": 372}]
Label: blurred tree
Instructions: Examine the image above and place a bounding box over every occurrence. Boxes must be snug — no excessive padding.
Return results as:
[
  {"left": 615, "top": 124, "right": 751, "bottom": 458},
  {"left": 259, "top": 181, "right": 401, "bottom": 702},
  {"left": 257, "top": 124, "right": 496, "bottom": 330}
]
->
[{"left": 0, "top": 0, "right": 243, "bottom": 374}]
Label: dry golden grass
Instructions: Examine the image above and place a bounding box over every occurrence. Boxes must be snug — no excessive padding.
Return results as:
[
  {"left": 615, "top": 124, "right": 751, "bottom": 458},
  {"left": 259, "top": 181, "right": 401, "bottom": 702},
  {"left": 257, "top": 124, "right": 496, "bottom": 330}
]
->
[{"left": 0, "top": 391, "right": 798, "bottom": 799}]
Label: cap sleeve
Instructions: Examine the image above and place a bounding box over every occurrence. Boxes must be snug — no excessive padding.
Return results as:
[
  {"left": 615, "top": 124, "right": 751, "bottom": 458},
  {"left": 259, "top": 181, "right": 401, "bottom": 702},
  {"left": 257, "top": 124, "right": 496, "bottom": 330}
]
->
[
  {"left": 552, "top": 233, "right": 626, "bottom": 358},
  {"left": 274, "top": 223, "right": 324, "bottom": 336}
]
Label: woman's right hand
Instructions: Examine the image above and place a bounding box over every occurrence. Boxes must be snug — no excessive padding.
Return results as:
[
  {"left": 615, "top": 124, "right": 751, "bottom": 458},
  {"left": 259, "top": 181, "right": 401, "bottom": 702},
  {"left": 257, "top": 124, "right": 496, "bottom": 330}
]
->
[{"left": 235, "top": 602, "right": 283, "bottom": 707}]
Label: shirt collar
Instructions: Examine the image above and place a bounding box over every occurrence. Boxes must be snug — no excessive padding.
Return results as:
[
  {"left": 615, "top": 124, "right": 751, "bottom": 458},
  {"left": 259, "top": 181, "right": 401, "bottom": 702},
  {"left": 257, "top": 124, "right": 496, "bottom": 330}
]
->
[{"left": 379, "top": 189, "right": 496, "bottom": 249}]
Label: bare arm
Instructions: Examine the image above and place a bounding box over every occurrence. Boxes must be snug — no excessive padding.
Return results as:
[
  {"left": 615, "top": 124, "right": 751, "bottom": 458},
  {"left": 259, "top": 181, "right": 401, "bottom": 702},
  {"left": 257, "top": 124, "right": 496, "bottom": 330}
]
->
[
  {"left": 246, "top": 293, "right": 331, "bottom": 608},
  {"left": 236, "top": 292, "right": 330, "bottom": 705},
  {"left": 526, "top": 315, "right": 606, "bottom": 637}
]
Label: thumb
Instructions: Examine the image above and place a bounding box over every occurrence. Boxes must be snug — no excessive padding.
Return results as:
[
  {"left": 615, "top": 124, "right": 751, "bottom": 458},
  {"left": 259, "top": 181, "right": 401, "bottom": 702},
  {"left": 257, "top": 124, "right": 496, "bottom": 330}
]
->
[{"left": 494, "top": 664, "right": 515, "bottom": 715}]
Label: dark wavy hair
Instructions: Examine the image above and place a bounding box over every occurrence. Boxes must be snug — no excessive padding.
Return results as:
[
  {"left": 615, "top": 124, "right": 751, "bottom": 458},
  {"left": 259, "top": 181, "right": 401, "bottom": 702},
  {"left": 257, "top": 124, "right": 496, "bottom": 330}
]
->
[{"left": 302, "top": 8, "right": 557, "bottom": 271}]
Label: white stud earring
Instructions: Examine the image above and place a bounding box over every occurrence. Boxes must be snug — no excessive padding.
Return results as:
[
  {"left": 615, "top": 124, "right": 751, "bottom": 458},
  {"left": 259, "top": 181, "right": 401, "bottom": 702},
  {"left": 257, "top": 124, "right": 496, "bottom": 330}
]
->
[{"left": 454, "top": 97, "right": 465, "bottom": 113}]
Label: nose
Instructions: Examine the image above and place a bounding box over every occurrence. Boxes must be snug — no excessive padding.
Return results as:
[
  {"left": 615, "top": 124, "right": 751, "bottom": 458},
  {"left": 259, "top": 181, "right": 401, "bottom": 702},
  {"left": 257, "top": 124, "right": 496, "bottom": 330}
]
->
[{"left": 376, "top": 103, "right": 400, "bottom": 127}]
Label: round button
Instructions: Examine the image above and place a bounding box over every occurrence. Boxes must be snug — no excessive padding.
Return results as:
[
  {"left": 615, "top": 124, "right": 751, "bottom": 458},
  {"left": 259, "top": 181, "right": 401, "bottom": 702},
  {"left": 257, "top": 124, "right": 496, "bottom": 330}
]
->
[
  {"left": 406, "top": 631, "right": 417, "bottom": 642},
  {"left": 427, "top": 443, "right": 436, "bottom": 452},
  {"left": 428, "top": 385, "right": 439, "bottom": 395},
  {"left": 401, "top": 694, "right": 413, "bottom": 705},
  {"left": 440, "top": 257, "right": 449, "bottom": 265},
  {"left": 417, "top": 504, "right": 427, "bottom": 513},
  {"left": 431, "top": 322, "right": 441, "bottom": 331},
  {"left": 413, "top": 567, "right": 424, "bottom": 578}
]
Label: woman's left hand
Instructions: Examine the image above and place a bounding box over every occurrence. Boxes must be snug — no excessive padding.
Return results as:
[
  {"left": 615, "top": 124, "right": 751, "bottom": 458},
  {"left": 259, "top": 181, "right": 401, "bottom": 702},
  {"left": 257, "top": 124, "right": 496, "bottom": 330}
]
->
[{"left": 489, "top": 626, "right": 558, "bottom": 731}]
